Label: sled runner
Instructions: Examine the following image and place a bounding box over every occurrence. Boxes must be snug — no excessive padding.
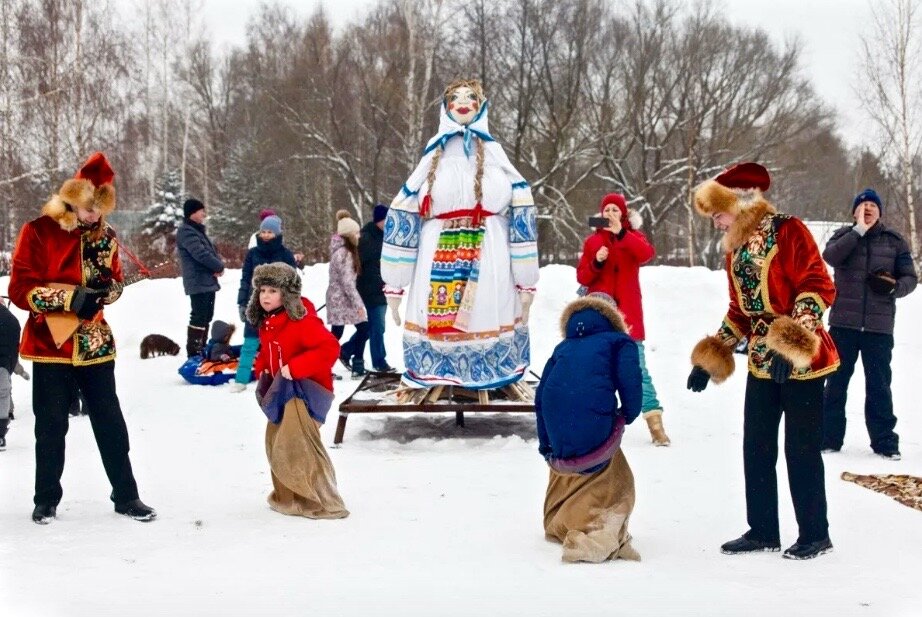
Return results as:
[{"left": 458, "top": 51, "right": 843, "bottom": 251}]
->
[{"left": 333, "top": 371, "right": 537, "bottom": 444}]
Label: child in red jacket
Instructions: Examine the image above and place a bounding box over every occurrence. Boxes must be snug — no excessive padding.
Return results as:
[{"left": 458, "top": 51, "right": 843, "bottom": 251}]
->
[
  {"left": 576, "top": 193, "right": 670, "bottom": 446},
  {"left": 246, "top": 262, "right": 349, "bottom": 519}
]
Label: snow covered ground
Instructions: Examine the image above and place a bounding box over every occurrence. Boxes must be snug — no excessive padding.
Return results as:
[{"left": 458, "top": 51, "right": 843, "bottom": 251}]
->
[{"left": 2, "top": 263, "right": 920, "bottom": 616}]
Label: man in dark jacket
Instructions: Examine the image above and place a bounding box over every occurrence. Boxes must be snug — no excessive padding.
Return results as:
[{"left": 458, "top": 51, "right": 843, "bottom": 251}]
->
[
  {"left": 355, "top": 204, "right": 395, "bottom": 372},
  {"left": 0, "top": 298, "right": 20, "bottom": 449},
  {"left": 176, "top": 198, "right": 225, "bottom": 357},
  {"left": 822, "top": 188, "right": 918, "bottom": 460}
]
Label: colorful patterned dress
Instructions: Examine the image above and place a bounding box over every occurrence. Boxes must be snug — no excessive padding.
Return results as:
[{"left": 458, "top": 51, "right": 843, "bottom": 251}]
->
[{"left": 381, "top": 103, "right": 539, "bottom": 388}]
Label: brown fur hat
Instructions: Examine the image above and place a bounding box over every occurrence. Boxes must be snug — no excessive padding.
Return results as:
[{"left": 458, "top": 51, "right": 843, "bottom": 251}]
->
[
  {"left": 246, "top": 262, "right": 306, "bottom": 327},
  {"left": 765, "top": 316, "right": 820, "bottom": 369},
  {"left": 42, "top": 152, "right": 116, "bottom": 233},
  {"left": 558, "top": 293, "right": 629, "bottom": 337},
  {"left": 690, "top": 335, "right": 736, "bottom": 384},
  {"left": 693, "top": 162, "right": 771, "bottom": 218}
]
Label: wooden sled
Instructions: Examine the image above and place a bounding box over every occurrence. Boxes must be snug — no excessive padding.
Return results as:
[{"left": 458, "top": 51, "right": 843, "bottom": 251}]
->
[{"left": 333, "top": 372, "right": 537, "bottom": 444}]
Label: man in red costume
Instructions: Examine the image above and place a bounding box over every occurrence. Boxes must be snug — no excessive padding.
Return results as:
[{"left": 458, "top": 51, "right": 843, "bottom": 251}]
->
[
  {"left": 686, "top": 162, "right": 838, "bottom": 560},
  {"left": 577, "top": 193, "right": 670, "bottom": 445},
  {"left": 9, "top": 152, "right": 156, "bottom": 524}
]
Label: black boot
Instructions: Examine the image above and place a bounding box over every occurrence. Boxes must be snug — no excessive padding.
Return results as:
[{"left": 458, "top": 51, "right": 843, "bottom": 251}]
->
[
  {"left": 720, "top": 533, "right": 781, "bottom": 555},
  {"left": 351, "top": 357, "right": 366, "bottom": 379},
  {"left": 186, "top": 325, "right": 207, "bottom": 358},
  {"left": 783, "top": 537, "right": 833, "bottom": 560},
  {"left": 0, "top": 418, "right": 8, "bottom": 450},
  {"left": 115, "top": 499, "right": 157, "bottom": 522},
  {"left": 32, "top": 503, "right": 57, "bottom": 525}
]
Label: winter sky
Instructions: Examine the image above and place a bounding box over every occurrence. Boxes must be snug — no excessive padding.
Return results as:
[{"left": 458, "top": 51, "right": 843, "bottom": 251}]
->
[{"left": 168, "top": 0, "right": 874, "bottom": 149}]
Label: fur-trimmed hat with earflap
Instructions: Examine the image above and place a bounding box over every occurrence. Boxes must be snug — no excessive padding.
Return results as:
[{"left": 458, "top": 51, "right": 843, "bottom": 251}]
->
[
  {"left": 692, "top": 162, "right": 771, "bottom": 218},
  {"left": 246, "top": 262, "right": 306, "bottom": 327},
  {"left": 336, "top": 209, "right": 360, "bottom": 237},
  {"left": 599, "top": 193, "right": 643, "bottom": 230},
  {"left": 41, "top": 152, "right": 116, "bottom": 235}
]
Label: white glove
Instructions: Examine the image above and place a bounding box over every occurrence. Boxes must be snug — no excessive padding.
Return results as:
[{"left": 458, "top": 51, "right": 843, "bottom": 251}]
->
[
  {"left": 387, "top": 295, "right": 402, "bottom": 326},
  {"left": 853, "top": 204, "right": 870, "bottom": 235},
  {"left": 519, "top": 291, "right": 535, "bottom": 326}
]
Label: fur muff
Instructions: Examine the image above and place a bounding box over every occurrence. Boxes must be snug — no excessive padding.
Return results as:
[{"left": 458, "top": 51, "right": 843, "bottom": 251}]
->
[
  {"left": 765, "top": 316, "right": 820, "bottom": 369},
  {"left": 722, "top": 199, "right": 776, "bottom": 253},
  {"left": 246, "top": 262, "right": 306, "bottom": 327},
  {"left": 558, "top": 294, "right": 629, "bottom": 337},
  {"left": 139, "top": 334, "right": 180, "bottom": 359},
  {"left": 690, "top": 335, "right": 735, "bottom": 384}
]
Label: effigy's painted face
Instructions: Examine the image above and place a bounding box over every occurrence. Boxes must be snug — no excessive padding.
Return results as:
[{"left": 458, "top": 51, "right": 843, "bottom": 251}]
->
[{"left": 447, "top": 86, "right": 480, "bottom": 125}]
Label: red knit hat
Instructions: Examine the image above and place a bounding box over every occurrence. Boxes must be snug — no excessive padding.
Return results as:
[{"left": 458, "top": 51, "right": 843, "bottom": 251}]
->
[{"left": 599, "top": 192, "right": 627, "bottom": 216}]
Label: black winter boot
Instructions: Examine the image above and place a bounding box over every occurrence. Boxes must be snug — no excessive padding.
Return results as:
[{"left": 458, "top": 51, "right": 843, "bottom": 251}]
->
[
  {"left": 783, "top": 537, "right": 833, "bottom": 560},
  {"left": 115, "top": 499, "right": 157, "bottom": 522},
  {"left": 0, "top": 418, "right": 8, "bottom": 450},
  {"left": 32, "top": 503, "right": 57, "bottom": 525},
  {"left": 186, "top": 325, "right": 207, "bottom": 357},
  {"left": 351, "top": 358, "right": 366, "bottom": 379},
  {"left": 720, "top": 533, "right": 781, "bottom": 555}
]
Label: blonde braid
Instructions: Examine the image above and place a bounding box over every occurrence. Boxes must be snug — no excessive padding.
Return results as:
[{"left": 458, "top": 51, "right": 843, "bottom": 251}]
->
[
  {"left": 422, "top": 146, "right": 443, "bottom": 217},
  {"left": 474, "top": 137, "right": 485, "bottom": 206}
]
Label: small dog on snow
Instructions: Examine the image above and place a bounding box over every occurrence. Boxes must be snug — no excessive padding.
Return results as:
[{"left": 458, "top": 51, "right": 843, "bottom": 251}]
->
[{"left": 139, "top": 334, "right": 181, "bottom": 359}]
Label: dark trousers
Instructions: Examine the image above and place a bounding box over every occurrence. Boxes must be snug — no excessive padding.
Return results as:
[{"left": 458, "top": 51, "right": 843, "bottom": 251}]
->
[
  {"left": 332, "top": 322, "right": 370, "bottom": 368},
  {"left": 743, "top": 374, "right": 828, "bottom": 544},
  {"left": 189, "top": 292, "right": 216, "bottom": 328},
  {"left": 823, "top": 327, "right": 897, "bottom": 452},
  {"left": 366, "top": 304, "right": 388, "bottom": 369},
  {"left": 33, "top": 362, "right": 139, "bottom": 506}
]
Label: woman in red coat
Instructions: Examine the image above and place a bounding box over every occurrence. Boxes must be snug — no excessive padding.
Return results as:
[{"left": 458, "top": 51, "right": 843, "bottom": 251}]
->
[
  {"left": 576, "top": 193, "right": 669, "bottom": 446},
  {"left": 246, "top": 262, "right": 349, "bottom": 520}
]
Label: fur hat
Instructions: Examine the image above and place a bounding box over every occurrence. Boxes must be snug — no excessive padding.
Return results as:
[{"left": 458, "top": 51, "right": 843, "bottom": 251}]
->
[
  {"left": 693, "top": 162, "right": 771, "bottom": 218},
  {"left": 599, "top": 193, "right": 643, "bottom": 230},
  {"left": 336, "top": 209, "right": 360, "bottom": 237},
  {"left": 41, "top": 152, "right": 116, "bottom": 232},
  {"left": 246, "top": 262, "right": 305, "bottom": 327},
  {"left": 853, "top": 188, "right": 883, "bottom": 213},
  {"left": 558, "top": 293, "right": 629, "bottom": 337}
]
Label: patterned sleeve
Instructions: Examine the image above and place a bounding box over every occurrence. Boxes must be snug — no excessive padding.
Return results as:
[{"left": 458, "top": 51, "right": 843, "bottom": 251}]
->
[
  {"left": 8, "top": 221, "right": 73, "bottom": 314},
  {"left": 508, "top": 181, "right": 539, "bottom": 290},
  {"left": 717, "top": 254, "right": 750, "bottom": 345},
  {"left": 102, "top": 237, "right": 124, "bottom": 305},
  {"left": 381, "top": 157, "right": 430, "bottom": 294}
]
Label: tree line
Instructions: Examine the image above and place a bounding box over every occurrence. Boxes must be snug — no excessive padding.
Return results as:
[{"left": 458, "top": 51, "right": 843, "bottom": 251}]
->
[{"left": 0, "top": 0, "right": 918, "bottom": 273}]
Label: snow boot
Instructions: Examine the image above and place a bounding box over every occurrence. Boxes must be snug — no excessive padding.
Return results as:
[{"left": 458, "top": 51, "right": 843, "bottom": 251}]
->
[
  {"left": 874, "top": 448, "right": 901, "bottom": 461},
  {"left": 338, "top": 348, "right": 352, "bottom": 372},
  {"left": 373, "top": 363, "right": 398, "bottom": 373},
  {"left": 720, "top": 533, "right": 780, "bottom": 555},
  {"left": 32, "top": 504, "right": 57, "bottom": 525},
  {"left": 186, "top": 325, "right": 207, "bottom": 357},
  {"left": 782, "top": 537, "right": 833, "bottom": 560},
  {"left": 115, "top": 499, "right": 157, "bottom": 522},
  {"left": 351, "top": 358, "right": 366, "bottom": 379},
  {"left": 644, "top": 410, "right": 671, "bottom": 446},
  {"left": 0, "top": 418, "right": 8, "bottom": 450}
]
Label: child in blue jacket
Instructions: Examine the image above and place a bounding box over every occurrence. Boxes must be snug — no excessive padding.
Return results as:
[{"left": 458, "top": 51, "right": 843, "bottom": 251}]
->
[{"left": 536, "top": 292, "right": 643, "bottom": 563}]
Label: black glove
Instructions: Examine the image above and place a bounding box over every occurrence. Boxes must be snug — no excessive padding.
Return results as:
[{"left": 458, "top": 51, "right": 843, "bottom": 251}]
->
[
  {"left": 768, "top": 353, "right": 793, "bottom": 384},
  {"left": 867, "top": 271, "right": 897, "bottom": 295},
  {"left": 686, "top": 366, "right": 710, "bottom": 392},
  {"left": 238, "top": 305, "right": 247, "bottom": 323},
  {"left": 70, "top": 286, "right": 108, "bottom": 320}
]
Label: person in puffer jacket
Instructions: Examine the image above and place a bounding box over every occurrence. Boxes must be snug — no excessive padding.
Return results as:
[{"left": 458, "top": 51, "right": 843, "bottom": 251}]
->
[{"left": 536, "top": 292, "right": 643, "bottom": 564}]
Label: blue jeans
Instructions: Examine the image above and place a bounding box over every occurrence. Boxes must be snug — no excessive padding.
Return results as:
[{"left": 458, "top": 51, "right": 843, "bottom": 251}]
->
[
  {"left": 637, "top": 342, "right": 663, "bottom": 414},
  {"left": 366, "top": 304, "right": 388, "bottom": 369}
]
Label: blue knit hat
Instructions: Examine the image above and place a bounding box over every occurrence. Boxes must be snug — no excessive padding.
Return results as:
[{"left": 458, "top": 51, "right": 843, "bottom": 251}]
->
[
  {"left": 373, "top": 203, "right": 389, "bottom": 223},
  {"left": 260, "top": 215, "right": 282, "bottom": 235},
  {"left": 853, "top": 188, "right": 883, "bottom": 213}
]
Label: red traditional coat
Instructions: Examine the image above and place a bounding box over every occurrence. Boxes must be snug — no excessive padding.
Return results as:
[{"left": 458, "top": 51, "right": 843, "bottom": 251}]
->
[
  {"left": 8, "top": 214, "right": 123, "bottom": 365},
  {"left": 254, "top": 298, "right": 340, "bottom": 390},
  {"left": 715, "top": 203, "right": 839, "bottom": 380},
  {"left": 576, "top": 228, "right": 655, "bottom": 341}
]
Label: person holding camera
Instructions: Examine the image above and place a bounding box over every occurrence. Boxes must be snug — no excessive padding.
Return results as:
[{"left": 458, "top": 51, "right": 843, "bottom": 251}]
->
[
  {"left": 576, "top": 193, "right": 669, "bottom": 446},
  {"left": 820, "top": 189, "right": 917, "bottom": 460},
  {"left": 8, "top": 152, "right": 155, "bottom": 524}
]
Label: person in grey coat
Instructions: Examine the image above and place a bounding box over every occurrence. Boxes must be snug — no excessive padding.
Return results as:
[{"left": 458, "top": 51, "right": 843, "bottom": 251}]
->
[
  {"left": 176, "top": 198, "right": 225, "bottom": 357},
  {"left": 821, "top": 188, "right": 918, "bottom": 460}
]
